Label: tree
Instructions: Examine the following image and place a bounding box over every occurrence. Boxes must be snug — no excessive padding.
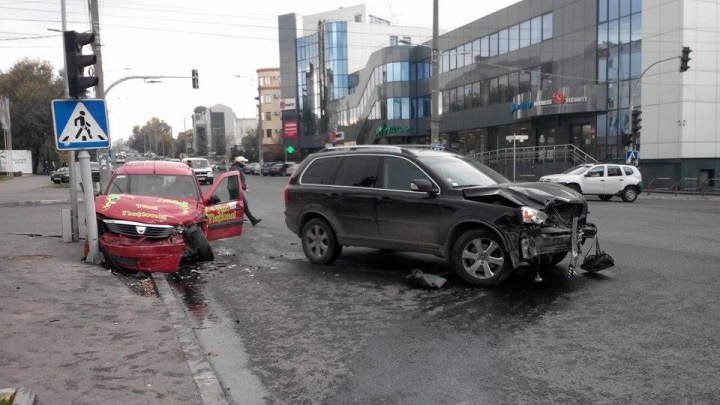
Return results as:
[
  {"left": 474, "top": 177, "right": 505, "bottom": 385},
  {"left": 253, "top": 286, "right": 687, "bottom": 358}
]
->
[
  {"left": 127, "top": 117, "right": 173, "bottom": 156},
  {"left": 239, "top": 128, "right": 259, "bottom": 162},
  {"left": 0, "top": 59, "right": 65, "bottom": 173}
]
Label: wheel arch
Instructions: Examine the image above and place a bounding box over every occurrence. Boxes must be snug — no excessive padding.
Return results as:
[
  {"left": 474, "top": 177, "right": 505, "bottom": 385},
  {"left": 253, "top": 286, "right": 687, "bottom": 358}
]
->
[{"left": 444, "top": 220, "right": 514, "bottom": 262}]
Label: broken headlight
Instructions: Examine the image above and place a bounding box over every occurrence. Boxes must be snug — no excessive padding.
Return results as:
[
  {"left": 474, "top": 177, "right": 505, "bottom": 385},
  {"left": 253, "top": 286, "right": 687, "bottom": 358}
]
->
[{"left": 520, "top": 207, "right": 548, "bottom": 225}]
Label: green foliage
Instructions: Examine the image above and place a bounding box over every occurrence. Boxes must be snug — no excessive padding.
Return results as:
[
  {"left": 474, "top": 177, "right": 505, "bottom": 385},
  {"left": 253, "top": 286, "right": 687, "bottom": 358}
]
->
[
  {"left": 0, "top": 59, "right": 65, "bottom": 173},
  {"left": 128, "top": 117, "right": 174, "bottom": 156}
]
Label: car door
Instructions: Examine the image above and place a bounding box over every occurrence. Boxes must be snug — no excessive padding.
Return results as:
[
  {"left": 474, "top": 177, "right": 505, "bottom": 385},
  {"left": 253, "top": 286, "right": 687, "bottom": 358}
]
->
[
  {"left": 203, "top": 171, "right": 244, "bottom": 241},
  {"left": 331, "top": 155, "right": 381, "bottom": 242},
  {"left": 605, "top": 165, "right": 625, "bottom": 194},
  {"left": 375, "top": 156, "right": 441, "bottom": 249},
  {"left": 582, "top": 165, "right": 606, "bottom": 194}
]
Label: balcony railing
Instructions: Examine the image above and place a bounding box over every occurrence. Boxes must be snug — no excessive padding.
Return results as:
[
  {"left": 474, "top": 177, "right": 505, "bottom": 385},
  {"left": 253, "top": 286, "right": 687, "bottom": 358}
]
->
[{"left": 469, "top": 144, "right": 599, "bottom": 166}]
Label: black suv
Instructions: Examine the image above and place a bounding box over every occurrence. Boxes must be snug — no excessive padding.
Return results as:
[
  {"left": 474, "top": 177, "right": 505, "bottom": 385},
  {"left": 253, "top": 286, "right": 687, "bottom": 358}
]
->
[{"left": 284, "top": 146, "right": 598, "bottom": 286}]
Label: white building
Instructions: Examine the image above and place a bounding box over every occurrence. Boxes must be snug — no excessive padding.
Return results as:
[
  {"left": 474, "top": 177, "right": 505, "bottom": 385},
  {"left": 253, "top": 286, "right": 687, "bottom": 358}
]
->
[{"left": 640, "top": 0, "right": 720, "bottom": 181}]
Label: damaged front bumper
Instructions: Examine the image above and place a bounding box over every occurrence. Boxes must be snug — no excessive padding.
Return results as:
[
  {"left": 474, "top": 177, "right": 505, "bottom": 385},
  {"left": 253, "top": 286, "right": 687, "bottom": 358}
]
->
[
  {"left": 99, "top": 233, "right": 186, "bottom": 273},
  {"left": 513, "top": 222, "right": 598, "bottom": 265}
]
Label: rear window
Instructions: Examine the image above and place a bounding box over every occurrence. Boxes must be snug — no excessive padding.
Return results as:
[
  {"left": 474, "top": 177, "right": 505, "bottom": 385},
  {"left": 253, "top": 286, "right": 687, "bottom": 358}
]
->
[
  {"left": 607, "top": 166, "right": 623, "bottom": 177},
  {"left": 334, "top": 156, "right": 380, "bottom": 188},
  {"left": 301, "top": 157, "right": 342, "bottom": 185},
  {"left": 623, "top": 167, "right": 635, "bottom": 175}
]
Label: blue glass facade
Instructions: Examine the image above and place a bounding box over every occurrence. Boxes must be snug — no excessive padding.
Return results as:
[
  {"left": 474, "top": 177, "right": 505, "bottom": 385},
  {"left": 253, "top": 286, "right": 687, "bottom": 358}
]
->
[
  {"left": 324, "top": 22, "right": 349, "bottom": 100},
  {"left": 596, "top": 0, "right": 642, "bottom": 161}
]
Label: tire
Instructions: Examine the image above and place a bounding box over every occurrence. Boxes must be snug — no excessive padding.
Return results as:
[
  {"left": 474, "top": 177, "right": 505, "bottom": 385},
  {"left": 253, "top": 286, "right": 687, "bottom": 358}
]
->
[
  {"left": 189, "top": 228, "right": 214, "bottom": 262},
  {"left": 54, "top": 180, "right": 60, "bottom": 184},
  {"left": 621, "top": 186, "right": 638, "bottom": 203},
  {"left": 207, "top": 179, "right": 214, "bottom": 185},
  {"left": 566, "top": 183, "right": 582, "bottom": 194},
  {"left": 301, "top": 218, "right": 342, "bottom": 265},
  {"left": 599, "top": 195, "right": 613, "bottom": 201},
  {"left": 451, "top": 229, "right": 512, "bottom": 286}
]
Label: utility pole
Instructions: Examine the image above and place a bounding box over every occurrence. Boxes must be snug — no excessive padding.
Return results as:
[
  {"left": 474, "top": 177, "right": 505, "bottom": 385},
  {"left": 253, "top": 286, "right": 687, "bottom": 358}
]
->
[
  {"left": 89, "top": 0, "right": 111, "bottom": 191},
  {"left": 61, "top": 0, "right": 80, "bottom": 242},
  {"left": 430, "top": 0, "right": 440, "bottom": 145}
]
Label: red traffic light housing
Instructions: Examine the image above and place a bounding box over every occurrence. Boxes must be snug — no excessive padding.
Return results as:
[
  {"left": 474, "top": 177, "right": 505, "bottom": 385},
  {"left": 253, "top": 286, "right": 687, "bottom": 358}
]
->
[{"left": 63, "top": 31, "right": 98, "bottom": 98}]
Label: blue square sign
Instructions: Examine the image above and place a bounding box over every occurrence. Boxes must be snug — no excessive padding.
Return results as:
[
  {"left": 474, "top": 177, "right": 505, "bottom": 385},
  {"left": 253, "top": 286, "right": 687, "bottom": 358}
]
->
[{"left": 52, "top": 99, "right": 111, "bottom": 150}]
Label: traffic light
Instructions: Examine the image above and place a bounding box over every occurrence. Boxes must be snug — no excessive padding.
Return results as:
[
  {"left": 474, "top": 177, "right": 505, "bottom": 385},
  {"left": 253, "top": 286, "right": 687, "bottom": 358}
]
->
[
  {"left": 63, "top": 30, "right": 97, "bottom": 99},
  {"left": 680, "top": 46, "right": 692, "bottom": 72},
  {"left": 192, "top": 69, "right": 199, "bottom": 89},
  {"left": 286, "top": 145, "right": 295, "bottom": 154},
  {"left": 631, "top": 109, "right": 642, "bottom": 135}
]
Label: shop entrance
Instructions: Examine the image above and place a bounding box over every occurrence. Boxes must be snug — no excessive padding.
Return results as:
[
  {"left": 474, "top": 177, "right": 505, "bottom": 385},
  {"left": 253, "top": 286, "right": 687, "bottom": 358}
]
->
[{"left": 571, "top": 123, "right": 594, "bottom": 155}]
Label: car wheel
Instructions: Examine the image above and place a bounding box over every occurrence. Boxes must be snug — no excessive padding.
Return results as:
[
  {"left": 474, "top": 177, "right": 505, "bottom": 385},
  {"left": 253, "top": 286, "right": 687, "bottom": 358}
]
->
[
  {"left": 208, "top": 179, "right": 213, "bottom": 185},
  {"left": 452, "top": 229, "right": 511, "bottom": 286},
  {"left": 621, "top": 186, "right": 638, "bottom": 203},
  {"left": 54, "top": 180, "right": 60, "bottom": 184},
  {"left": 566, "top": 183, "right": 582, "bottom": 194},
  {"left": 188, "top": 228, "right": 214, "bottom": 262},
  {"left": 301, "top": 218, "right": 341, "bottom": 265},
  {"left": 599, "top": 195, "right": 613, "bottom": 201}
]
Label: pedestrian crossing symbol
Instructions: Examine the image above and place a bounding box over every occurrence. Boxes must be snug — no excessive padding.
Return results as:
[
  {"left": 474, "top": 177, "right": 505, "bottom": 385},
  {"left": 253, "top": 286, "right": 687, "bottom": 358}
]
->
[{"left": 52, "top": 99, "right": 110, "bottom": 150}]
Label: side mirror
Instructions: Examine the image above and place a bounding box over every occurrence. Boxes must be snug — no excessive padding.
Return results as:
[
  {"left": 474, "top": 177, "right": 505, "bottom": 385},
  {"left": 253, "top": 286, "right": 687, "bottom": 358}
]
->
[
  {"left": 410, "top": 179, "right": 438, "bottom": 194},
  {"left": 207, "top": 195, "right": 221, "bottom": 205}
]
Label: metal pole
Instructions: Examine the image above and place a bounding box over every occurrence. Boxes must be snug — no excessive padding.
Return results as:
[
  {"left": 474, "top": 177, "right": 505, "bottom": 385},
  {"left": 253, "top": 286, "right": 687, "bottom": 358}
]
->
[
  {"left": 430, "top": 0, "right": 440, "bottom": 144},
  {"left": 627, "top": 56, "right": 679, "bottom": 153},
  {"left": 513, "top": 134, "right": 516, "bottom": 182},
  {"left": 257, "top": 83, "right": 263, "bottom": 164},
  {"left": 79, "top": 151, "right": 101, "bottom": 263},
  {"left": 61, "top": 0, "right": 80, "bottom": 242},
  {"left": 89, "top": 0, "right": 112, "bottom": 189}
]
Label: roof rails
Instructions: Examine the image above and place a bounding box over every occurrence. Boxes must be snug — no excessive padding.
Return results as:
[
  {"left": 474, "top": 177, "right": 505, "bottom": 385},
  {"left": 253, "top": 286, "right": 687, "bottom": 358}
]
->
[{"left": 318, "top": 144, "right": 452, "bottom": 154}]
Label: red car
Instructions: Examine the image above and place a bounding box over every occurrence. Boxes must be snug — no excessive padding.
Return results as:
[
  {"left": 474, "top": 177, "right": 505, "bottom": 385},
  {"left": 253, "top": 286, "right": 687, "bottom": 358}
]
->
[{"left": 89, "top": 161, "right": 244, "bottom": 273}]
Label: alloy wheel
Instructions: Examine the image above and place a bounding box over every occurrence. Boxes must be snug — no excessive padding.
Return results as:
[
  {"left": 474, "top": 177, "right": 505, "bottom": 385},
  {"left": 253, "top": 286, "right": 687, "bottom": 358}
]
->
[
  {"left": 461, "top": 238, "right": 505, "bottom": 279},
  {"left": 306, "top": 225, "right": 329, "bottom": 258}
]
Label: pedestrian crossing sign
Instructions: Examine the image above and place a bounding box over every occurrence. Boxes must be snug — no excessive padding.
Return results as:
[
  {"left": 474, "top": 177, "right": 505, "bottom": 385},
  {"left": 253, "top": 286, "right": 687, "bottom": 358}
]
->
[{"left": 52, "top": 99, "right": 110, "bottom": 150}]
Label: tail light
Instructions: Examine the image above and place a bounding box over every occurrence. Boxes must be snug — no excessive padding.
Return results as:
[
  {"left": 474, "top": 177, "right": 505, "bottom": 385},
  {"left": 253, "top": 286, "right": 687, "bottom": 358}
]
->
[{"left": 284, "top": 183, "right": 290, "bottom": 203}]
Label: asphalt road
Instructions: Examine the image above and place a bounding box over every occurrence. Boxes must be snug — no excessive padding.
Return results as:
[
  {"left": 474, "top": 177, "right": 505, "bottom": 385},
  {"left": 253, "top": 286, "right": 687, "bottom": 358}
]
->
[
  {"left": 178, "top": 175, "right": 720, "bottom": 404},
  {"left": 2, "top": 173, "right": 719, "bottom": 403}
]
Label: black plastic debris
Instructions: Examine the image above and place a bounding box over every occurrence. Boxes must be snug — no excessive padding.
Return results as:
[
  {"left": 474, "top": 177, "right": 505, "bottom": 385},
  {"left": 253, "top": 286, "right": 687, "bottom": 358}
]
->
[{"left": 406, "top": 269, "right": 446, "bottom": 289}]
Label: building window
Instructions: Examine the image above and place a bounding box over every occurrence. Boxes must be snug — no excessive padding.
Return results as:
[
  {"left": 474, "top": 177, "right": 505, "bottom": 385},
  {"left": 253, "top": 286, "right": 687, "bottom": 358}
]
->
[
  {"left": 530, "top": 16, "right": 542, "bottom": 45},
  {"left": 509, "top": 25, "right": 520, "bottom": 52},
  {"left": 520, "top": 21, "right": 531, "bottom": 48},
  {"left": 355, "top": 14, "right": 362, "bottom": 22},
  {"left": 264, "top": 111, "right": 271, "bottom": 121},
  {"left": 266, "top": 129, "right": 272, "bottom": 138},
  {"left": 390, "top": 36, "right": 398, "bottom": 46},
  {"left": 262, "top": 94, "right": 272, "bottom": 104},
  {"left": 499, "top": 29, "right": 509, "bottom": 55},
  {"left": 542, "top": 13, "right": 553, "bottom": 40}
]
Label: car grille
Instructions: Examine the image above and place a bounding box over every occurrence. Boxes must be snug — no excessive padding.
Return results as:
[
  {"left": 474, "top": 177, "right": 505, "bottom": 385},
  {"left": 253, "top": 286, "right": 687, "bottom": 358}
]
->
[
  {"left": 108, "top": 253, "right": 139, "bottom": 267},
  {"left": 104, "top": 220, "right": 175, "bottom": 238},
  {"left": 547, "top": 203, "right": 580, "bottom": 227}
]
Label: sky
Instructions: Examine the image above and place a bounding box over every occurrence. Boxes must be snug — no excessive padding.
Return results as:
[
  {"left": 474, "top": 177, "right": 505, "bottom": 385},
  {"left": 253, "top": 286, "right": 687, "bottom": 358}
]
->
[{"left": 0, "top": 0, "right": 520, "bottom": 143}]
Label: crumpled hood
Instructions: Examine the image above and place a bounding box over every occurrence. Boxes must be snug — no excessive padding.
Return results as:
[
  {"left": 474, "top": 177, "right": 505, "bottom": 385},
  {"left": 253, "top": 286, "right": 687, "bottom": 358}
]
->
[
  {"left": 463, "top": 182, "right": 585, "bottom": 209},
  {"left": 96, "top": 194, "right": 201, "bottom": 225}
]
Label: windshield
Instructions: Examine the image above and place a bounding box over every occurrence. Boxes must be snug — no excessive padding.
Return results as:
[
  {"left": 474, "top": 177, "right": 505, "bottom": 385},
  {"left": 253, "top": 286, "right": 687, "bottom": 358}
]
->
[
  {"left": 187, "top": 160, "right": 209, "bottom": 169},
  {"left": 106, "top": 174, "right": 199, "bottom": 200},
  {"left": 562, "top": 165, "right": 591, "bottom": 175},
  {"left": 418, "top": 155, "right": 509, "bottom": 188}
]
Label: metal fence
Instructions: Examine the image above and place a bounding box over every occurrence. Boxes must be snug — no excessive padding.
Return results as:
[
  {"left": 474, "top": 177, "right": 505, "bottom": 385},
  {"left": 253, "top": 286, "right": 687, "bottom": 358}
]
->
[{"left": 470, "top": 144, "right": 599, "bottom": 166}]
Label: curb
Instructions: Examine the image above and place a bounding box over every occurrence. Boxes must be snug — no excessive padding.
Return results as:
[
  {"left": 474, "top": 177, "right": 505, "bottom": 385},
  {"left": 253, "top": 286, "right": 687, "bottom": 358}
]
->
[
  {"left": 640, "top": 193, "right": 720, "bottom": 202},
  {"left": 152, "top": 274, "right": 229, "bottom": 405},
  {"left": 0, "top": 199, "right": 84, "bottom": 208},
  {"left": 0, "top": 387, "right": 37, "bottom": 405}
]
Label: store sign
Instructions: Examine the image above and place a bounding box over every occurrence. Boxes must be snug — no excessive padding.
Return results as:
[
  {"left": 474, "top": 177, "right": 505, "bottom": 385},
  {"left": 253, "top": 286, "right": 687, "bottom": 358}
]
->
[
  {"left": 511, "top": 85, "right": 604, "bottom": 119},
  {"left": 283, "top": 119, "right": 298, "bottom": 139},
  {"left": 279, "top": 98, "right": 296, "bottom": 111},
  {"left": 374, "top": 124, "right": 411, "bottom": 138}
]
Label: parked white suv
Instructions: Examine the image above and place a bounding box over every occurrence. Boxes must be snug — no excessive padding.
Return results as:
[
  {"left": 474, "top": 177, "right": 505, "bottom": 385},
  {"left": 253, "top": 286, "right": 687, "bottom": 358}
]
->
[
  {"left": 540, "top": 164, "right": 643, "bottom": 202},
  {"left": 182, "top": 157, "right": 214, "bottom": 185}
]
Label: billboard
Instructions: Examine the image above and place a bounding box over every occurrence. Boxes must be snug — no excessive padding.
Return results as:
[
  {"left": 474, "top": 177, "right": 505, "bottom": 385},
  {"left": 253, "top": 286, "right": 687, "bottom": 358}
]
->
[
  {"left": 0, "top": 149, "right": 33, "bottom": 174},
  {"left": 283, "top": 120, "right": 298, "bottom": 139},
  {"left": 279, "top": 98, "right": 296, "bottom": 111}
]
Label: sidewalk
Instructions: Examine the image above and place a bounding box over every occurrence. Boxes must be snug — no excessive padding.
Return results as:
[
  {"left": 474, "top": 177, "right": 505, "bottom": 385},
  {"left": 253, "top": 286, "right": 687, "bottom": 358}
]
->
[
  {"left": 0, "top": 175, "right": 79, "bottom": 207},
  {"left": 0, "top": 234, "right": 202, "bottom": 404}
]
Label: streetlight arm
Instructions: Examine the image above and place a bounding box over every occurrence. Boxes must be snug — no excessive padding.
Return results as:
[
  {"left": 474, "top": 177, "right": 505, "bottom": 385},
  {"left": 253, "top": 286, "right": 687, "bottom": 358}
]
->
[{"left": 104, "top": 75, "right": 192, "bottom": 96}]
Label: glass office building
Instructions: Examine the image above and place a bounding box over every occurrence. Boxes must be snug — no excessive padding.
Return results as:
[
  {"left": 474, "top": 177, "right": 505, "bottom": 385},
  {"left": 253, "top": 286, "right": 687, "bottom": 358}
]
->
[{"left": 279, "top": 0, "right": 720, "bottom": 181}]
